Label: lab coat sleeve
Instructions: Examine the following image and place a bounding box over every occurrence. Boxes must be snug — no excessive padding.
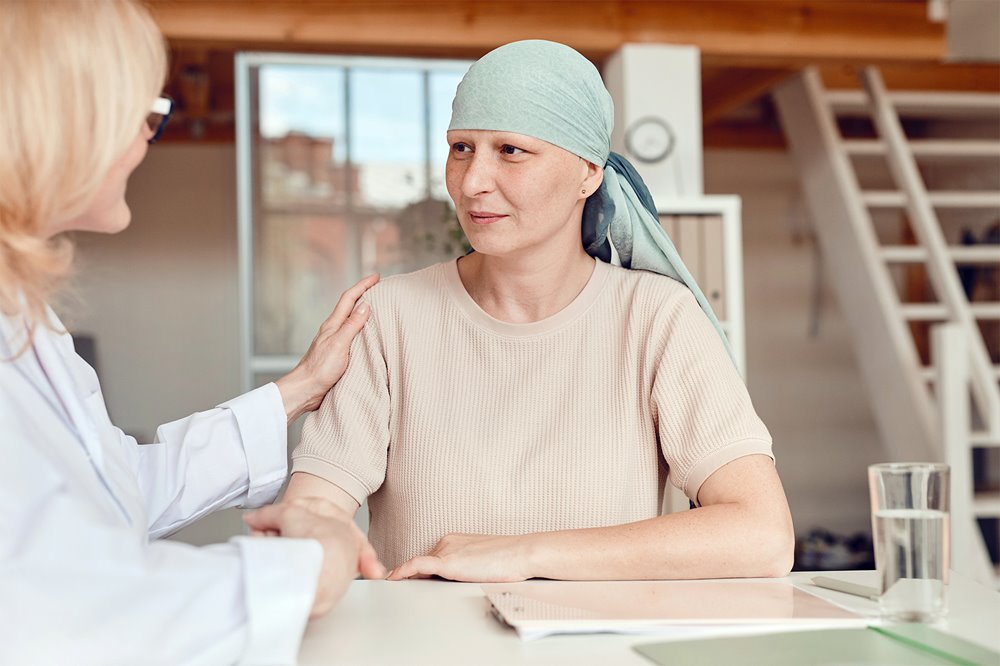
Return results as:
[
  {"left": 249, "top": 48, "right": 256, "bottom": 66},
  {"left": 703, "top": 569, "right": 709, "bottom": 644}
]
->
[
  {"left": 132, "top": 382, "right": 290, "bottom": 539},
  {"left": 0, "top": 419, "right": 322, "bottom": 666}
]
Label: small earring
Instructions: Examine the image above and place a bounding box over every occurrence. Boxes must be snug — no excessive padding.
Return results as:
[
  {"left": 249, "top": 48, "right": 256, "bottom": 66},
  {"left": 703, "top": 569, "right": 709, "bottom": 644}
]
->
[{"left": 581, "top": 189, "right": 587, "bottom": 195}]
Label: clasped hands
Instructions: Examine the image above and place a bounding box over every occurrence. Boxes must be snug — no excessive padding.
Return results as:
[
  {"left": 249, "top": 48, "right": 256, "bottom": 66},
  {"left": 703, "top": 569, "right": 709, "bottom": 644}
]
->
[{"left": 244, "top": 497, "right": 385, "bottom": 618}]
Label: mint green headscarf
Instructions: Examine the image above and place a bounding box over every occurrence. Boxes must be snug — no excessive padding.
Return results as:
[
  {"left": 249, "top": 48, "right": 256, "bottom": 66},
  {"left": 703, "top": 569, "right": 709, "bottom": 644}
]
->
[{"left": 450, "top": 39, "right": 732, "bottom": 360}]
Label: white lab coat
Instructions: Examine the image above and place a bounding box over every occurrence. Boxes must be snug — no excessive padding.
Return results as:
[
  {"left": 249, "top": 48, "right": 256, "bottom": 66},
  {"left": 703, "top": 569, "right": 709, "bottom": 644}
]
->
[{"left": 0, "top": 307, "right": 323, "bottom": 666}]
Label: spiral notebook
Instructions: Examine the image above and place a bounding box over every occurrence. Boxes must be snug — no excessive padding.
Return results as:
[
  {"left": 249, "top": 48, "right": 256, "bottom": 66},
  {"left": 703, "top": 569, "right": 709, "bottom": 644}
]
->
[{"left": 484, "top": 579, "right": 867, "bottom": 640}]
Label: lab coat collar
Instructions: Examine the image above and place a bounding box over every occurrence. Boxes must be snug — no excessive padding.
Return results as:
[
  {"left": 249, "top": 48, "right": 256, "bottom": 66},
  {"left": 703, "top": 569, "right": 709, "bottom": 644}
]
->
[{"left": 0, "top": 310, "right": 76, "bottom": 434}]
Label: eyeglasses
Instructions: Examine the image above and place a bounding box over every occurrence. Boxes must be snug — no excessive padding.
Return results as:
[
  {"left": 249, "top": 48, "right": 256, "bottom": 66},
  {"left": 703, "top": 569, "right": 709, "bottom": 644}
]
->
[{"left": 147, "top": 96, "right": 173, "bottom": 144}]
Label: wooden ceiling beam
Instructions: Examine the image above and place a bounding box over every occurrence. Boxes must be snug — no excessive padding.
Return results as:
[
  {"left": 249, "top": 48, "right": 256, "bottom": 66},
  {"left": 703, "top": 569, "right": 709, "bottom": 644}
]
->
[
  {"left": 819, "top": 62, "right": 1000, "bottom": 92},
  {"left": 702, "top": 67, "right": 797, "bottom": 126},
  {"left": 149, "top": 1, "right": 945, "bottom": 63}
]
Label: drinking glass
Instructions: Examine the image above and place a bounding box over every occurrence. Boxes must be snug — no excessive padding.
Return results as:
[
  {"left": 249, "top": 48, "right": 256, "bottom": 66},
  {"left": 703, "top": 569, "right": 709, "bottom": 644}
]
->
[{"left": 868, "top": 462, "right": 950, "bottom": 622}]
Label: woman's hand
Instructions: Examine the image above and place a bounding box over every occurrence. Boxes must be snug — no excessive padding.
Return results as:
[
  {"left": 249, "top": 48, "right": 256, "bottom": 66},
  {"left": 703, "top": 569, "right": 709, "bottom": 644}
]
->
[
  {"left": 387, "top": 533, "right": 534, "bottom": 582},
  {"left": 275, "top": 274, "right": 379, "bottom": 423}
]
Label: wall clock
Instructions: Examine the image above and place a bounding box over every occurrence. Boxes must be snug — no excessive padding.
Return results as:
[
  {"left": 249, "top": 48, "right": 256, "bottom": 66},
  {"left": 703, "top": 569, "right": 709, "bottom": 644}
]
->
[{"left": 624, "top": 116, "right": 676, "bottom": 164}]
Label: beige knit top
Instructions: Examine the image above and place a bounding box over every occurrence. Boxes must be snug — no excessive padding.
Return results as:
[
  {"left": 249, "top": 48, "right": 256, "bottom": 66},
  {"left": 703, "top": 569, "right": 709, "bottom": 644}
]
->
[{"left": 292, "top": 258, "right": 773, "bottom": 569}]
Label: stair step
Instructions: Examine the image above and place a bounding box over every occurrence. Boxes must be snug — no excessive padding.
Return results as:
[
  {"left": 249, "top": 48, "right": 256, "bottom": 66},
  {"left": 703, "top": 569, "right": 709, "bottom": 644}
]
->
[
  {"left": 970, "top": 431, "right": 1000, "bottom": 447},
  {"left": 920, "top": 365, "right": 1000, "bottom": 382},
  {"left": 968, "top": 304, "right": 999, "bottom": 319},
  {"left": 843, "top": 139, "right": 1000, "bottom": 159},
  {"left": 880, "top": 245, "right": 1000, "bottom": 263},
  {"left": 863, "top": 190, "right": 1000, "bottom": 208},
  {"left": 919, "top": 366, "right": 1000, "bottom": 382},
  {"left": 827, "top": 90, "right": 1000, "bottom": 118},
  {"left": 900, "top": 303, "right": 1000, "bottom": 320},
  {"left": 973, "top": 492, "right": 1000, "bottom": 517}
]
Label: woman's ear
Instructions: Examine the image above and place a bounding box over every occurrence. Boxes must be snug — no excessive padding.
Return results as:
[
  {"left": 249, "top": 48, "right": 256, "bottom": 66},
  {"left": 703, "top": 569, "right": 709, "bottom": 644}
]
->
[{"left": 580, "top": 160, "right": 604, "bottom": 199}]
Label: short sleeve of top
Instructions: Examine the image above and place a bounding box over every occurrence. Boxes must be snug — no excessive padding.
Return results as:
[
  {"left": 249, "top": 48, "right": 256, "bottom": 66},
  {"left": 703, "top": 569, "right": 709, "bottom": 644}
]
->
[
  {"left": 645, "top": 278, "right": 773, "bottom": 503},
  {"left": 292, "top": 292, "right": 391, "bottom": 505}
]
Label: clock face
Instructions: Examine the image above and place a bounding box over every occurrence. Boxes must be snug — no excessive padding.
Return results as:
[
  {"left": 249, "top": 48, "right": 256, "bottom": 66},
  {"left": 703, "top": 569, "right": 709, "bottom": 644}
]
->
[{"left": 625, "top": 117, "right": 675, "bottom": 164}]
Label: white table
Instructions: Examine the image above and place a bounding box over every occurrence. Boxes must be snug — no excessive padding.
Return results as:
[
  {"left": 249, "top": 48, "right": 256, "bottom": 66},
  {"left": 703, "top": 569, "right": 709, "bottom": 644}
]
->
[{"left": 297, "top": 571, "right": 1000, "bottom": 665}]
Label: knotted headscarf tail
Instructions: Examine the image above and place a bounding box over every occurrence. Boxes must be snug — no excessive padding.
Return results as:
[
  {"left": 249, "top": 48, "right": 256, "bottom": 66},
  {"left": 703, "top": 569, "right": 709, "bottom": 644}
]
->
[{"left": 450, "top": 40, "right": 733, "bottom": 362}]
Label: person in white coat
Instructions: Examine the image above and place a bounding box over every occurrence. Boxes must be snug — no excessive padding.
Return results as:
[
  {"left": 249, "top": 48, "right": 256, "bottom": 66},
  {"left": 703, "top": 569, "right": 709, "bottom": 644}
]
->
[{"left": 0, "top": 1, "right": 385, "bottom": 664}]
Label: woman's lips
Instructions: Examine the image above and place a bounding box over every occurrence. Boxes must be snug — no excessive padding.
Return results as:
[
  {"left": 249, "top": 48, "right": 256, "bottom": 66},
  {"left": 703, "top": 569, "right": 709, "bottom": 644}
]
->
[{"left": 468, "top": 211, "right": 507, "bottom": 225}]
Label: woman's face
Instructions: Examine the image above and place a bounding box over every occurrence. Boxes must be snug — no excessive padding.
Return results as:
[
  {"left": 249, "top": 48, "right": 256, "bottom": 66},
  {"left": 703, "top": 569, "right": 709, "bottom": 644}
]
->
[
  {"left": 445, "top": 130, "right": 601, "bottom": 259},
  {"left": 47, "top": 125, "right": 151, "bottom": 238}
]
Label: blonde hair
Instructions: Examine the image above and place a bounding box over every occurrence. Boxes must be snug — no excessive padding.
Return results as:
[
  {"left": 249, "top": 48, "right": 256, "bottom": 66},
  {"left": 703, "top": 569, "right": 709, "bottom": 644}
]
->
[{"left": 0, "top": 0, "right": 167, "bottom": 335}]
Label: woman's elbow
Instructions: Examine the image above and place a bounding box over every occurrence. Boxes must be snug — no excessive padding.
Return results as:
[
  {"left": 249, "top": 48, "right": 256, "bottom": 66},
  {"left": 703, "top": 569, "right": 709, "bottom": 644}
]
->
[
  {"left": 755, "top": 514, "right": 795, "bottom": 578},
  {"left": 761, "top": 535, "right": 795, "bottom": 578}
]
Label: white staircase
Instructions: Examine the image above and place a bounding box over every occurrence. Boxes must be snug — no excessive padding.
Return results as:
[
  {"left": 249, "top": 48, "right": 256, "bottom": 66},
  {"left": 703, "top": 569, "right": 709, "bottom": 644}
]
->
[{"left": 774, "top": 67, "right": 1000, "bottom": 586}]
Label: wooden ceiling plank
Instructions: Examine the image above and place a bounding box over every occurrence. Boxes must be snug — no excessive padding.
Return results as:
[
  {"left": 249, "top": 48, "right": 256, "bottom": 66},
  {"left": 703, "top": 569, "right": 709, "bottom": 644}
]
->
[
  {"left": 153, "top": 2, "right": 997, "bottom": 147},
  {"left": 148, "top": 0, "right": 945, "bottom": 63}
]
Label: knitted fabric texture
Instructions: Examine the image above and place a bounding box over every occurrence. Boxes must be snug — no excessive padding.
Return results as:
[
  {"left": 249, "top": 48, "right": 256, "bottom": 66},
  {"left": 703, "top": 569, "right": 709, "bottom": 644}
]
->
[{"left": 292, "top": 260, "right": 772, "bottom": 570}]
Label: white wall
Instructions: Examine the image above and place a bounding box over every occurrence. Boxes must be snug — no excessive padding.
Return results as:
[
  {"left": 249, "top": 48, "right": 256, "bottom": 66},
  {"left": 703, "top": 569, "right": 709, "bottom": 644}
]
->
[
  {"left": 68, "top": 143, "right": 885, "bottom": 545},
  {"left": 69, "top": 144, "right": 245, "bottom": 545}
]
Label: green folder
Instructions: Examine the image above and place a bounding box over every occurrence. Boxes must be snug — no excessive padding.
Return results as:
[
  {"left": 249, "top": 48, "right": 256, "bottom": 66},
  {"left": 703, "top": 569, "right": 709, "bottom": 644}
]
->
[{"left": 634, "top": 626, "right": 1000, "bottom": 666}]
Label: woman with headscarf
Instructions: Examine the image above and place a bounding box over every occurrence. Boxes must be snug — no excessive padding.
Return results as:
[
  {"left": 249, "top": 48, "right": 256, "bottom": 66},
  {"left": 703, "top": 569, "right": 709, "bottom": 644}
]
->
[
  {"left": 285, "top": 40, "right": 794, "bottom": 582},
  {"left": 0, "top": 1, "right": 384, "bottom": 663}
]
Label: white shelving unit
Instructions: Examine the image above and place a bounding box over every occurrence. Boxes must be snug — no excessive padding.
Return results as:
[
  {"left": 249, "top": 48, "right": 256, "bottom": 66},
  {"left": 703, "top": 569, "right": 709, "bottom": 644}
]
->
[{"left": 656, "top": 194, "right": 746, "bottom": 379}]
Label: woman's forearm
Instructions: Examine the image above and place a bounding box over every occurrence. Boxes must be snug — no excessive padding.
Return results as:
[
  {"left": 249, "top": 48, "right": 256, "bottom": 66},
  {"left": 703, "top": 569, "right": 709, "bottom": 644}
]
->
[
  {"left": 521, "top": 502, "right": 794, "bottom": 581},
  {"left": 389, "top": 455, "right": 795, "bottom": 583},
  {"left": 523, "top": 455, "right": 795, "bottom": 581}
]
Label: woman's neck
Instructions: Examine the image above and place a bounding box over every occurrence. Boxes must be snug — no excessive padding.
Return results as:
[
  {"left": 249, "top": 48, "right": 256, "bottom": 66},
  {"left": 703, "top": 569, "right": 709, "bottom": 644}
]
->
[{"left": 457, "top": 245, "right": 596, "bottom": 324}]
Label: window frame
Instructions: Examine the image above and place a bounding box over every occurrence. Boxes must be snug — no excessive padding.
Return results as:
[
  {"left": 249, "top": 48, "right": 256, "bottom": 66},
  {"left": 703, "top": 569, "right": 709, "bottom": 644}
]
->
[{"left": 235, "top": 52, "right": 471, "bottom": 391}]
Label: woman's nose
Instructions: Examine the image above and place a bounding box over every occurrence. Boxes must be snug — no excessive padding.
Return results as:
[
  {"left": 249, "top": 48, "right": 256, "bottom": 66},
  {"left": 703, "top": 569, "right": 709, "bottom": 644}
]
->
[{"left": 460, "top": 153, "right": 495, "bottom": 198}]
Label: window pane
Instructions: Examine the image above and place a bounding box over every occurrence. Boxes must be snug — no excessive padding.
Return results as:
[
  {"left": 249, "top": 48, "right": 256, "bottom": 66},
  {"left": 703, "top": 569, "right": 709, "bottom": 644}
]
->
[
  {"left": 246, "top": 58, "right": 472, "bottom": 359},
  {"left": 258, "top": 65, "right": 347, "bottom": 208},
  {"left": 429, "top": 69, "right": 465, "bottom": 201},
  {"left": 254, "top": 214, "right": 355, "bottom": 356},
  {"left": 348, "top": 68, "right": 426, "bottom": 209}
]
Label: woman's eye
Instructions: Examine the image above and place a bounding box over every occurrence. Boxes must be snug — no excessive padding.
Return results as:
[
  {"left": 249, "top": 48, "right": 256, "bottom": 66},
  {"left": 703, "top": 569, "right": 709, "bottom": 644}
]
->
[
  {"left": 451, "top": 142, "right": 472, "bottom": 154},
  {"left": 500, "top": 144, "right": 525, "bottom": 155}
]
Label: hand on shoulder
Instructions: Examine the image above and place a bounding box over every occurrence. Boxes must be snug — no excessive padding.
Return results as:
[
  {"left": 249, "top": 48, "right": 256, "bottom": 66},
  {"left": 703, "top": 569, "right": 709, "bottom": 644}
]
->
[{"left": 275, "top": 274, "right": 379, "bottom": 423}]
